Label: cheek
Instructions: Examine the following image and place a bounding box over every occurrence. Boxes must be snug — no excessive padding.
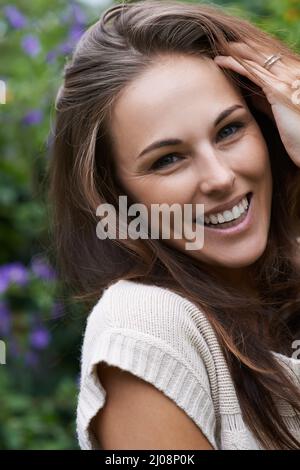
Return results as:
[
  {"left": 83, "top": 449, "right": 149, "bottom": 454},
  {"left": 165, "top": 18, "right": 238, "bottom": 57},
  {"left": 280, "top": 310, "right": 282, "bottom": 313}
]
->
[
  {"left": 231, "top": 133, "right": 270, "bottom": 179},
  {"left": 127, "top": 173, "right": 194, "bottom": 207}
]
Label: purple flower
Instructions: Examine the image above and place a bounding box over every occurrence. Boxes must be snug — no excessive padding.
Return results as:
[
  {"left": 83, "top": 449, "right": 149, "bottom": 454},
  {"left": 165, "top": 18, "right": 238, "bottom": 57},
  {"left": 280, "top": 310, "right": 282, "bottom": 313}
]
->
[
  {"left": 4, "top": 5, "right": 27, "bottom": 29},
  {"left": 58, "top": 41, "right": 73, "bottom": 55},
  {"left": 0, "top": 301, "right": 11, "bottom": 335},
  {"left": 58, "top": 23, "right": 85, "bottom": 57},
  {"left": 68, "top": 24, "right": 85, "bottom": 43},
  {"left": 71, "top": 3, "right": 87, "bottom": 25},
  {"left": 22, "top": 109, "right": 43, "bottom": 126},
  {"left": 8, "top": 262, "right": 28, "bottom": 284},
  {"left": 31, "top": 257, "right": 56, "bottom": 281},
  {"left": 0, "top": 262, "right": 29, "bottom": 293},
  {"left": 21, "top": 34, "right": 41, "bottom": 57},
  {"left": 29, "top": 325, "right": 51, "bottom": 350}
]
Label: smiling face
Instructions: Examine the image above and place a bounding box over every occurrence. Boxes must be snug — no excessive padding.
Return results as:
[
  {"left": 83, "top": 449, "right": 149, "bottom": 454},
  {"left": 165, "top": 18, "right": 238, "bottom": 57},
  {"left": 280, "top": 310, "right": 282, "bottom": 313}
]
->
[{"left": 108, "top": 53, "right": 273, "bottom": 287}]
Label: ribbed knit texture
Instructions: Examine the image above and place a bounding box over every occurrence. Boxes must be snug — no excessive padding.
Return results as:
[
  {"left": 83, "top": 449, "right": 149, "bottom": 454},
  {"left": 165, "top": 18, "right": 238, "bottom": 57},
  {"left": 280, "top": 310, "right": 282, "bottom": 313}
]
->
[{"left": 76, "top": 279, "right": 300, "bottom": 450}]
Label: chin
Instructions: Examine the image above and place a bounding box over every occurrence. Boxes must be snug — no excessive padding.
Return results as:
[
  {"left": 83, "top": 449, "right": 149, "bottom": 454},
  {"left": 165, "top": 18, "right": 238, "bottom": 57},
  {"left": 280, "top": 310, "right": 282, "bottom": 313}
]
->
[{"left": 211, "top": 236, "right": 269, "bottom": 269}]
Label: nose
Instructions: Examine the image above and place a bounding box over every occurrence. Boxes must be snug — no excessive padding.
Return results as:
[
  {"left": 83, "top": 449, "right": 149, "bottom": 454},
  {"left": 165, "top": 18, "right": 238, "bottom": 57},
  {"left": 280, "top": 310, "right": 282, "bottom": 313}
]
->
[{"left": 194, "top": 146, "right": 236, "bottom": 194}]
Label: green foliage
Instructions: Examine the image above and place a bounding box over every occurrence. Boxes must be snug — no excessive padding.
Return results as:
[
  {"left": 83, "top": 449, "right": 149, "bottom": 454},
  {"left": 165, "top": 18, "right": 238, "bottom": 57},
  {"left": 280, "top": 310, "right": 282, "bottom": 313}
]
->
[
  {"left": 0, "top": 0, "right": 97, "bottom": 450},
  {"left": 0, "top": 371, "right": 78, "bottom": 449},
  {"left": 214, "top": 0, "right": 300, "bottom": 50},
  {"left": 0, "top": 0, "right": 299, "bottom": 450}
]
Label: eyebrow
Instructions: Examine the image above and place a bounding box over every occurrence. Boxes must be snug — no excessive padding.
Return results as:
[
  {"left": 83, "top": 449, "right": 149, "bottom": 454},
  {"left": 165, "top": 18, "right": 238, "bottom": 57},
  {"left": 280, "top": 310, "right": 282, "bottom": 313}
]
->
[{"left": 136, "top": 104, "right": 245, "bottom": 159}]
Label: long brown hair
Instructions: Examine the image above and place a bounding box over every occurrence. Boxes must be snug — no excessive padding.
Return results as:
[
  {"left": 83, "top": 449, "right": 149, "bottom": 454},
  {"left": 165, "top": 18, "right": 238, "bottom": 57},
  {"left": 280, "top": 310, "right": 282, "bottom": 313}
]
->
[{"left": 47, "top": 0, "right": 300, "bottom": 449}]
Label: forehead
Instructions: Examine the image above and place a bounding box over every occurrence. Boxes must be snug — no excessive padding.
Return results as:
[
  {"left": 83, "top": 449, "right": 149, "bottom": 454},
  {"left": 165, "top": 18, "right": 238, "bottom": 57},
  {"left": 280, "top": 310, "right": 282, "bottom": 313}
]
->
[{"left": 110, "top": 54, "right": 243, "bottom": 159}]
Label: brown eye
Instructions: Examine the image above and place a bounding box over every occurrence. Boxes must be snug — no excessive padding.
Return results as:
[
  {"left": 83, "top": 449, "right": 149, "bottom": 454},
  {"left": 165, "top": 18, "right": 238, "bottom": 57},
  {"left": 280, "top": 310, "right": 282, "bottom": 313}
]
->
[
  {"left": 217, "top": 121, "right": 245, "bottom": 142},
  {"left": 151, "top": 153, "right": 184, "bottom": 170}
]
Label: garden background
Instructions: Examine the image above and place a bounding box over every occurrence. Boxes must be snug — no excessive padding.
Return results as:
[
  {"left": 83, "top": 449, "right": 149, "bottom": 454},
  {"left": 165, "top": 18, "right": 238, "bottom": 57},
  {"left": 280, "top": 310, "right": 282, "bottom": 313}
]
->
[{"left": 0, "top": 0, "right": 299, "bottom": 450}]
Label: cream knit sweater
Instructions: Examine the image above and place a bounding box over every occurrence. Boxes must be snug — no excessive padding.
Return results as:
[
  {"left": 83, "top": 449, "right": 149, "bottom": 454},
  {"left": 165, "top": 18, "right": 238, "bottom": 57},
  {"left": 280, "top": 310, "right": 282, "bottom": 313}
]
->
[{"left": 76, "top": 279, "right": 300, "bottom": 450}]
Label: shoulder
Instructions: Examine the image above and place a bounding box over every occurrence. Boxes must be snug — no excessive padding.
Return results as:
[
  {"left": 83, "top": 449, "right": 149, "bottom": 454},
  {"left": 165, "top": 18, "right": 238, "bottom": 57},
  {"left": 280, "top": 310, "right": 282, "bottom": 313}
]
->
[
  {"left": 77, "top": 279, "right": 223, "bottom": 450},
  {"left": 81, "top": 278, "right": 223, "bottom": 399},
  {"left": 86, "top": 279, "right": 216, "bottom": 352},
  {"left": 82, "top": 279, "right": 222, "bottom": 384},
  {"left": 82, "top": 279, "right": 224, "bottom": 381}
]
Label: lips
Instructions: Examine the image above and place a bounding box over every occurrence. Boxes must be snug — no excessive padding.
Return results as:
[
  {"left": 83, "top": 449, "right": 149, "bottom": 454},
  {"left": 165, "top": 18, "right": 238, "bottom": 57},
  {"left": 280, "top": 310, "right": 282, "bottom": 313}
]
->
[
  {"left": 205, "top": 192, "right": 250, "bottom": 218},
  {"left": 194, "top": 192, "right": 252, "bottom": 224}
]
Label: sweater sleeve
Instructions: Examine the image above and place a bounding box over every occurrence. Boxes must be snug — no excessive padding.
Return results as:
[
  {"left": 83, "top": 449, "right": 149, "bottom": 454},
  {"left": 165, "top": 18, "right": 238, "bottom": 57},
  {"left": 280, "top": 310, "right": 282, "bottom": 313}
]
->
[{"left": 76, "top": 280, "right": 217, "bottom": 450}]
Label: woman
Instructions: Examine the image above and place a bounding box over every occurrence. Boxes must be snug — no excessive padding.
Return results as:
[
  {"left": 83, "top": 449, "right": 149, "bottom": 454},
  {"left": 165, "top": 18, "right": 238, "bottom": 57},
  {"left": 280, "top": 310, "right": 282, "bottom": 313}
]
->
[{"left": 48, "top": 0, "right": 300, "bottom": 450}]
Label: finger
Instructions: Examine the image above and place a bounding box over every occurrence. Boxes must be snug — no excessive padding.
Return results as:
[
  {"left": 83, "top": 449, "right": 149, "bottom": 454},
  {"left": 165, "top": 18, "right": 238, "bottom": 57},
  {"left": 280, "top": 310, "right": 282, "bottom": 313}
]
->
[
  {"left": 226, "top": 41, "right": 273, "bottom": 68},
  {"left": 214, "top": 56, "right": 292, "bottom": 104},
  {"left": 226, "top": 41, "right": 297, "bottom": 81},
  {"left": 214, "top": 55, "right": 275, "bottom": 84},
  {"left": 243, "top": 38, "right": 298, "bottom": 67},
  {"left": 214, "top": 55, "right": 290, "bottom": 88}
]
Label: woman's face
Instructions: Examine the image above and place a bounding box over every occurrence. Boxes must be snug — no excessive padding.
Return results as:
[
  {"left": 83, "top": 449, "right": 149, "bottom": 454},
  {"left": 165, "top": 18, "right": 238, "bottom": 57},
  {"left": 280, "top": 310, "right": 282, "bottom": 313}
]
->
[{"left": 109, "top": 53, "right": 273, "bottom": 283}]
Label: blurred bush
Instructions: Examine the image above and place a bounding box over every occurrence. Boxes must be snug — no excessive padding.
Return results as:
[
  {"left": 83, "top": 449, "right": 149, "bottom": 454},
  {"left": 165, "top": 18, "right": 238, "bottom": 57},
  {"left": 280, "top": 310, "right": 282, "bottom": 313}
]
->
[
  {"left": 0, "top": 0, "right": 299, "bottom": 450},
  {"left": 0, "top": 0, "right": 97, "bottom": 450}
]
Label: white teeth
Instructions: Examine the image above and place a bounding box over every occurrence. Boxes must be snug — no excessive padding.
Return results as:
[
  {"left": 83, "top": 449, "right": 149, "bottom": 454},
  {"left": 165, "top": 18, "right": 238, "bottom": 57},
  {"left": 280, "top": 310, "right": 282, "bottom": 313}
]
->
[
  {"left": 232, "top": 205, "right": 241, "bottom": 218},
  {"left": 203, "top": 195, "right": 250, "bottom": 226},
  {"left": 238, "top": 202, "right": 245, "bottom": 214},
  {"left": 223, "top": 210, "right": 234, "bottom": 222},
  {"left": 209, "top": 214, "right": 219, "bottom": 224},
  {"left": 242, "top": 198, "right": 249, "bottom": 210},
  {"left": 217, "top": 213, "right": 225, "bottom": 223}
]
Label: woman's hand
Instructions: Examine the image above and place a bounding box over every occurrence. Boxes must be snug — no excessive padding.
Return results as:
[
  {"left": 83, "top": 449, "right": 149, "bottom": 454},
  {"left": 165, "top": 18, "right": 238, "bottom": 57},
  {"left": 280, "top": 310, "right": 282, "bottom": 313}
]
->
[{"left": 214, "top": 40, "right": 300, "bottom": 167}]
